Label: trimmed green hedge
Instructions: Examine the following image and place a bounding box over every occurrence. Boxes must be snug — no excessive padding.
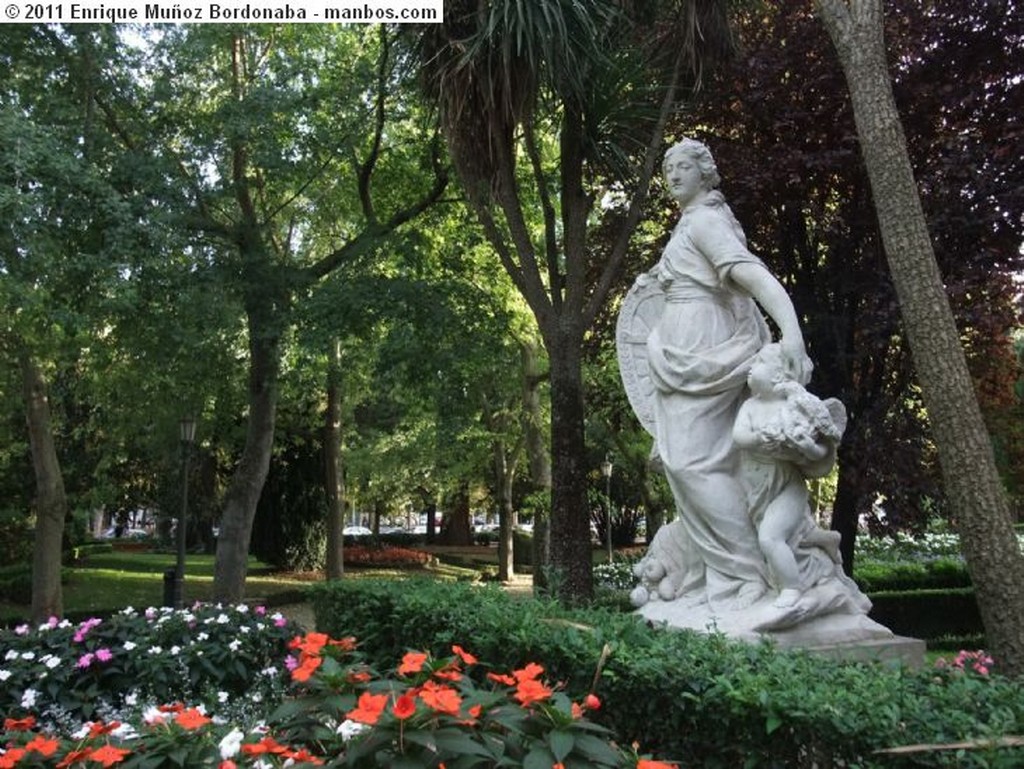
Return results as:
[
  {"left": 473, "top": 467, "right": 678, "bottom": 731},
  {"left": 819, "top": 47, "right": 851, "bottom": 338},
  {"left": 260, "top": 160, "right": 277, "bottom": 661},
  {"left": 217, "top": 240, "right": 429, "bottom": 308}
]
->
[
  {"left": 307, "top": 579, "right": 1024, "bottom": 768},
  {"left": 855, "top": 558, "right": 971, "bottom": 593}
]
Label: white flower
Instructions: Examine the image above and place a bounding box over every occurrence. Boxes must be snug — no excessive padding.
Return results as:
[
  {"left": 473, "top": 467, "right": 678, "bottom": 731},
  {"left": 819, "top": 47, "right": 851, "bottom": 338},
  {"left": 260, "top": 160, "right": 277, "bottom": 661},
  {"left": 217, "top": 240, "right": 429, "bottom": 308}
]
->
[
  {"left": 338, "top": 719, "right": 368, "bottom": 742},
  {"left": 251, "top": 692, "right": 263, "bottom": 703},
  {"left": 228, "top": 640, "right": 241, "bottom": 653},
  {"left": 20, "top": 688, "right": 37, "bottom": 709},
  {"left": 218, "top": 691, "right": 229, "bottom": 703},
  {"left": 239, "top": 626, "right": 251, "bottom": 634},
  {"left": 169, "top": 645, "right": 181, "bottom": 656},
  {"left": 197, "top": 632, "right": 209, "bottom": 642},
  {"left": 0, "top": 670, "right": 10, "bottom": 681},
  {"left": 216, "top": 614, "right": 230, "bottom": 624},
  {"left": 123, "top": 641, "right": 137, "bottom": 651},
  {"left": 112, "top": 723, "right": 138, "bottom": 740},
  {"left": 20, "top": 651, "right": 35, "bottom": 661},
  {"left": 72, "top": 722, "right": 92, "bottom": 740},
  {"left": 219, "top": 727, "right": 245, "bottom": 759},
  {"left": 42, "top": 655, "right": 60, "bottom": 670},
  {"left": 124, "top": 692, "right": 139, "bottom": 706},
  {"left": 142, "top": 706, "right": 167, "bottom": 725},
  {"left": 148, "top": 646, "right": 162, "bottom": 655},
  {"left": 235, "top": 604, "right": 250, "bottom": 614}
]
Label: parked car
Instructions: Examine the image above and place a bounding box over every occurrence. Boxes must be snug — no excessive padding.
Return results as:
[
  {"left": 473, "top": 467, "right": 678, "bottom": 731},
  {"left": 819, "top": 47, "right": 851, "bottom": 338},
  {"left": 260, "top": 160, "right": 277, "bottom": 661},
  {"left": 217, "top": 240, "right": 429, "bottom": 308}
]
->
[{"left": 342, "top": 526, "right": 373, "bottom": 537}]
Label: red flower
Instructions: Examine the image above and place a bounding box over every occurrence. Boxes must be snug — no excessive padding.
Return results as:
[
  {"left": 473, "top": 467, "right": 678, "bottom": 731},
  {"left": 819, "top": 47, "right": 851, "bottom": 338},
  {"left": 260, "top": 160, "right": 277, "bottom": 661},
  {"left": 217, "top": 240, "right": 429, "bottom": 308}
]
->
[
  {"left": 398, "top": 651, "right": 428, "bottom": 676},
  {"left": 25, "top": 735, "right": 60, "bottom": 757},
  {"left": 571, "top": 702, "right": 584, "bottom": 719},
  {"left": 583, "top": 693, "right": 601, "bottom": 710},
  {"left": 514, "top": 678, "right": 553, "bottom": 706},
  {"left": 392, "top": 693, "right": 417, "bottom": 720},
  {"left": 289, "top": 632, "right": 330, "bottom": 659},
  {"left": 513, "top": 662, "right": 544, "bottom": 682},
  {"left": 219, "top": 762, "right": 238, "bottom": 769},
  {"left": 158, "top": 703, "right": 185, "bottom": 713},
  {"left": 88, "top": 721, "right": 122, "bottom": 737},
  {"left": 3, "top": 716, "right": 36, "bottom": 731},
  {"left": 286, "top": 748, "right": 324, "bottom": 764},
  {"left": 57, "top": 748, "right": 93, "bottom": 768},
  {"left": 452, "top": 645, "right": 478, "bottom": 665},
  {"left": 347, "top": 669, "right": 371, "bottom": 684},
  {"left": 345, "top": 691, "right": 390, "bottom": 725},
  {"left": 487, "top": 672, "right": 516, "bottom": 686},
  {"left": 554, "top": 763, "right": 566, "bottom": 769},
  {"left": 433, "top": 667, "right": 463, "bottom": 682},
  {"left": 175, "top": 708, "right": 212, "bottom": 730},
  {"left": 637, "top": 761, "right": 677, "bottom": 769},
  {"left": 241, "top": 736, "right": 290, "bottom": 756},
  {"left": 418, "top": 680, "right": 463, "bottom": 716},
  {"left": 0, "top": 748, "right": 27, "bottom": 769},
  {"left": 89, "top": 744, "right": 132, "bottom": 767},
  {"left": 291, "top": 655, "right": 323, "bottom": 683},
  {"left": 329, "top": 636, "right": 358, "bottom": 652}
]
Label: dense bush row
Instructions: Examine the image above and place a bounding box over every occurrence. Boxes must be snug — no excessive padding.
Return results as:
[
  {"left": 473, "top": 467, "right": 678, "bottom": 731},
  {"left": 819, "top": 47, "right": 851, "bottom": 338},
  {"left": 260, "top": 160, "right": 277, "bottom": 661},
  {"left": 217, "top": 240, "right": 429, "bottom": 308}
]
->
[{"left": 308, "top": 578, "right": 1024, "bottom": 769}]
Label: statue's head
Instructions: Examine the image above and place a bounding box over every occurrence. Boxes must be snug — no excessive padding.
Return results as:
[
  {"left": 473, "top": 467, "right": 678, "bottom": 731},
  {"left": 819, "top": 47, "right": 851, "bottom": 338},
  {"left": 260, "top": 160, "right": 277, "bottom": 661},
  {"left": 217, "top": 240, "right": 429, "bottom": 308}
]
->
[{"left": 663, "top": 138, "right": 721, "bottom": 191}]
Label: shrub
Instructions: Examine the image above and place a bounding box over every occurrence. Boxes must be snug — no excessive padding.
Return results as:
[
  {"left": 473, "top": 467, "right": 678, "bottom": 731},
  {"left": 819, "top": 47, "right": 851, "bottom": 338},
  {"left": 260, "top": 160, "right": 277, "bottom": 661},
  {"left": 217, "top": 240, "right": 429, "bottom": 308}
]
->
[
  {"left": 307, "top": 579, "right": 1024, "bottom": 768},
  {"left": 0, "top": 603, "right": 301, "bottom": 730}
]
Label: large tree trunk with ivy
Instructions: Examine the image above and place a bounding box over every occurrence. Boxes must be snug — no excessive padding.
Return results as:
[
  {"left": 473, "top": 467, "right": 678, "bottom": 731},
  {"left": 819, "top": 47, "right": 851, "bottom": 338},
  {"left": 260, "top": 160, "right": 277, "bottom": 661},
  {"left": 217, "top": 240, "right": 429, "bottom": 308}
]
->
[
  {"left": 816, "top": 0, "right": 1024, "bottom": 676},
  {"left": 21, "top": 351, "right": 66, "bottom": 623}
]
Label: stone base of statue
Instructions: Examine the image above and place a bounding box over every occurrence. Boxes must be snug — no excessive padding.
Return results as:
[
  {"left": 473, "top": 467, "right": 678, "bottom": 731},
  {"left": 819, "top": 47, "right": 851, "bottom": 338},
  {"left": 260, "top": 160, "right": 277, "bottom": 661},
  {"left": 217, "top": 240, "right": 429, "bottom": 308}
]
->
[{"left": 635, "top": 581, "right": 924, "bottom": 667}]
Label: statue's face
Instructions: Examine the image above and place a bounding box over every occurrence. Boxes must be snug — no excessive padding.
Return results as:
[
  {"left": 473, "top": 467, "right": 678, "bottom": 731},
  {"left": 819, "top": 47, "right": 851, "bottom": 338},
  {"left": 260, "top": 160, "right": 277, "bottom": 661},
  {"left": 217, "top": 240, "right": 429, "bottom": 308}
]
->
[
  {"left": 747, "top": 353, "right": 783, "bottom": 396},
  {"left": 663, "top": 151, "right": 703, "bottom": 206}
]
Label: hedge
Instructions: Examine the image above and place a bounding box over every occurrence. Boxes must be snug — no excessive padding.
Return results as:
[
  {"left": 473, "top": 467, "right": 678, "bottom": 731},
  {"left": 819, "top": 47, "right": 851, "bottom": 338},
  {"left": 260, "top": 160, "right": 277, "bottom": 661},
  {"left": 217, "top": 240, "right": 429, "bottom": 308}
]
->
[{"left": 307, "top": 578, "right": 1024, "bottom": 769}]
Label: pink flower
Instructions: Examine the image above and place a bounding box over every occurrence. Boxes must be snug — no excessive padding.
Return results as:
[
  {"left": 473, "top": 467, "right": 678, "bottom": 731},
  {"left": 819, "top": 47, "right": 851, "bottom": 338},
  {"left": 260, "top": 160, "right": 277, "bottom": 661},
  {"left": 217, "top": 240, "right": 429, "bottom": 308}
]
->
[
  {"left": 77, "top": 653, "right": 95, "bottom": 669},
  {"left": 274, "top": 617, "right": 288, "bottom": 628},
  {"left": 255, "top": 606, "right": 267, "bottom": 616},
  {"left": 284, "top": 656, "right": 299, "bottom": 671},
  {"left": 14, "top": 624, "right": 29, "bottom": 636},
  {"left": 96, "top": 648, "right": 113, "bottom": 662}
]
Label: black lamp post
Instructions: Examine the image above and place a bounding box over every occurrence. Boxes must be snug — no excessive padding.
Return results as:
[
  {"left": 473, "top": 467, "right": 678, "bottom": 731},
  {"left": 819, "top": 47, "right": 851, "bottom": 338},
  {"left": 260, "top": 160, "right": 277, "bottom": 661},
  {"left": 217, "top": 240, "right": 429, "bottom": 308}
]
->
[
  {"left": 601, "top": 456, "right": 613, "bottom": 563},
  {"left": 174, "top": 416, "right": 197, "bottom": 609}
]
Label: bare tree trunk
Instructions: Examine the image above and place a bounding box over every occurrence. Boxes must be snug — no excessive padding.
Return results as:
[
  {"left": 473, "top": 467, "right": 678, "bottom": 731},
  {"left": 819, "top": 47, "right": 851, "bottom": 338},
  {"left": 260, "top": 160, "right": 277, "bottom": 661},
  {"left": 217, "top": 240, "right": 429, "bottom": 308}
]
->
[
  {"left": 520, "top": 338, "right": 552, "bottom": 588},
  {"left": 492, "top": 438, "right": 514, "bottom": 581},
  {"left": 214, "top": 313, "right": 280, "bottom": 602},
  {"left": 816, "top": 0, "right": 1024, "bottom": 675},
  {"left": 21, "top": 352, "right": 66, "bottom": 623},
  {"left": 324, "top": 339, "right": 344, "bottom": 580},
  {"left": 547, "top": 331, "right": 593, "bottom": 601}
]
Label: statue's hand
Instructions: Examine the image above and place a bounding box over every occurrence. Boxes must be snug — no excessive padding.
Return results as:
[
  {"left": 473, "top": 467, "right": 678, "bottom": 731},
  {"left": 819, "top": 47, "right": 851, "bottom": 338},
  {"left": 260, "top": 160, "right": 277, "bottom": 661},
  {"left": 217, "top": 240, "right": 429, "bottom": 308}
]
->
[{"left": 781, "top": 337, "right": 813, "bottom": 385}]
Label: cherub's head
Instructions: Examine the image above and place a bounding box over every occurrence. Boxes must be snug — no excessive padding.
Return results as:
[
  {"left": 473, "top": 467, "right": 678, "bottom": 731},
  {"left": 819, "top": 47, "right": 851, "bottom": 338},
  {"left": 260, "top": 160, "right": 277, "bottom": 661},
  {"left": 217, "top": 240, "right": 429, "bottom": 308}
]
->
[{"left": 747, "top": 343, "right": 791, "bottom": 396}]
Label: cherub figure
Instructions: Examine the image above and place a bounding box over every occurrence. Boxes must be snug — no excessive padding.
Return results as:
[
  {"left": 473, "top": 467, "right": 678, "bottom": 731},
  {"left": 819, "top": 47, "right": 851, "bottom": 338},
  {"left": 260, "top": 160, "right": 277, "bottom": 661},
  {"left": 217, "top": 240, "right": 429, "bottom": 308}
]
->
[{"left": 732, "top": 343, "right": 845, "bottom": 608}]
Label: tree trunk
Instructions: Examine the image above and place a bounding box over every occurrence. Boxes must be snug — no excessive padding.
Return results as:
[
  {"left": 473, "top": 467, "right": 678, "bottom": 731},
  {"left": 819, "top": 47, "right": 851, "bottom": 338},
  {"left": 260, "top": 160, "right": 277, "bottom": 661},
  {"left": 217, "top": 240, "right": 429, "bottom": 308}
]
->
[
  {"left": 520, "top": 338, "right": 552, "bottom": 588},
  {"left": 324, "top": 339, "right": 344, "bottom": 580},
  {"left": 832, "top": 442, "right": 862, "bottom": 576},
  {"left": 816, "top": 0, "right": 1024, "bottom": 675},
  {"left": 21, "top": 352, "right": 66, "bottom": 623},
  {"left": 492, "top": 438, "right": 515, "bottom": 581},
  {"left": 213, "top": 312, "right": 281, "bottom": 602},
  {"left": 546, "top": 330, "right": 593, "bottom": 601},
  {"left": 445, "top": 481, "right": 473, "bottom": 546}
]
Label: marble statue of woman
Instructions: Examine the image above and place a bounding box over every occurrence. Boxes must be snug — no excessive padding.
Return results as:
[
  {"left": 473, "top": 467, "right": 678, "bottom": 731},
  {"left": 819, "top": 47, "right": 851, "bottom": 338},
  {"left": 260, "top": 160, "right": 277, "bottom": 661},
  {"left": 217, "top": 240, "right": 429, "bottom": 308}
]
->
[{"left": 619, "top": 139, "right": 892, "bottom": 645}]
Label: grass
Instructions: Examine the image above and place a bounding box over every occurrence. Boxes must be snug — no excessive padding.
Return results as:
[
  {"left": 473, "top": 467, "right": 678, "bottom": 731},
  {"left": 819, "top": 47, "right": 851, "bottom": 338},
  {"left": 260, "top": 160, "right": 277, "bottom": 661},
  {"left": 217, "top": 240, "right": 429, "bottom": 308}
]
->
[{"left": 0, "top": 545, "right": 495, "bottom": 624}]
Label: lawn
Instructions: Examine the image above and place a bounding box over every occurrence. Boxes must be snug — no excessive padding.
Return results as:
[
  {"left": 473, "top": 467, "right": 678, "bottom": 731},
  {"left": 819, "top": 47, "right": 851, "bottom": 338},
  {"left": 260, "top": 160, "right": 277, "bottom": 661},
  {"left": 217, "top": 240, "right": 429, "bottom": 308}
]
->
[{"left": 0, "top": 545, "right": 497, "bottom": 624}]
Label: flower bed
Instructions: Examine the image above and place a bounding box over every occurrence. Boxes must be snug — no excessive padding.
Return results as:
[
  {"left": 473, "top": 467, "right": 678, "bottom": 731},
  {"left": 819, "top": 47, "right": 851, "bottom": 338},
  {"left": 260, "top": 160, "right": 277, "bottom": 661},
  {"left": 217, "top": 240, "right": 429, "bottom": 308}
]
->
[
  {"left": 1, "top": 619, "right": 675, "bottom": 768},
  {"left": 342, "top": 546, "right": 432, "bottom": 569}
]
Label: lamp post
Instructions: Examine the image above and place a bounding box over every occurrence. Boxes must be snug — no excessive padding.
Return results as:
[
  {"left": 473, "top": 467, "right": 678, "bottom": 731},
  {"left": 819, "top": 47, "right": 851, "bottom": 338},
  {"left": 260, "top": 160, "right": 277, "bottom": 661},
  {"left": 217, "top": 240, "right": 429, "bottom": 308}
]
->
[
  {"left": 601, "top": 457, "right": 613, "bottom": 564},
  {"left": 174, "top": 416, "right": 197, "bottom": 609}
]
